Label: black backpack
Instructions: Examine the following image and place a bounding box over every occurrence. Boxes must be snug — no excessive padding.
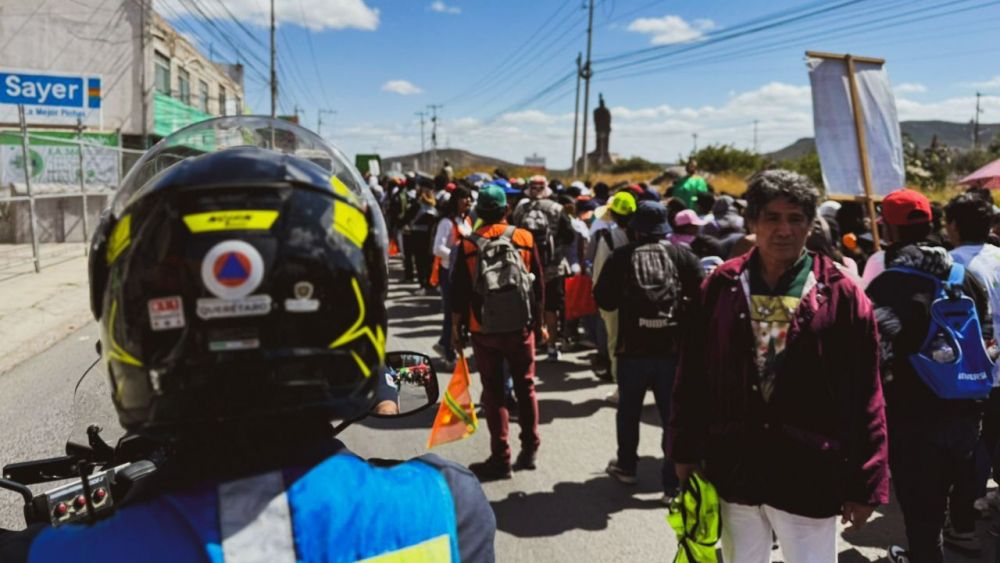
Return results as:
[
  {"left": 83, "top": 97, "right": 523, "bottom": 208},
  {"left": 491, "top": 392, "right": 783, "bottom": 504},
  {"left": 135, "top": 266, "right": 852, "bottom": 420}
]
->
[
  {"left": 621, "top": 241, "right": 681, "bottom": 333},
  {"left": 469, "top": 226, "right": 535, "bottom": 333},
  {"left": 518, "top": 200, "right": 557, "bottom": 268}
]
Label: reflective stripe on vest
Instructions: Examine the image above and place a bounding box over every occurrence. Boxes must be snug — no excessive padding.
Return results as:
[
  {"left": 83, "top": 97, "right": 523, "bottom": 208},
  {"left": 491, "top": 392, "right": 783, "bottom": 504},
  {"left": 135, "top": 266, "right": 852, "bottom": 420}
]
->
[{"left": 219, "top": 471, "right": 296, "bottom": 563}]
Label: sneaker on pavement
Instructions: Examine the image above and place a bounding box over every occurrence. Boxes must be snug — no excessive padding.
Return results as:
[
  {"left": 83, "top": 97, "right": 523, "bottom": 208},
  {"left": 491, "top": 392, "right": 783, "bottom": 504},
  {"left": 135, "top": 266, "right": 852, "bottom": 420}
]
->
[
  {"left": 513, "top": 450, "right": 537, "bottom": 471},
  {"left": 660, "top": 488, "right": 680, "bottom": 506},
  {"left": 605, "top": 388, "right": 619, "bottom": 405},
  {"left": 432, "top": 342, "right": 447, "bottom": 358},
  {"left": 546, "top": 346, "right": 561, "bottom": 362},
  {"left": 469, "top": 457, "right": 512, "bottom": 482},
  {"left": 987, "top": 490, "right": 1000, "bottom": 511},
  {"left": 887, "top": 546, "right": 910, "bottom": 563},
  {"left": 943, "top": 526, "right": 981, "bottom": 554},
  {"left": 605, "top": 460, "right": 637, "bottom": 485}
]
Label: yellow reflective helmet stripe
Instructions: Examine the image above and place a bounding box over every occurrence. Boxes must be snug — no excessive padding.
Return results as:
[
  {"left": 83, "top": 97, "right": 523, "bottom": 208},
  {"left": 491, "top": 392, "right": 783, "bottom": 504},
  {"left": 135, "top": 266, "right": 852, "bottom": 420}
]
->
[
  {"left": 330, "top": 175, "right": 361, "bottom": 206},
  {"left": 107, "top": 300, "right": 143, "bottom": 368},
  {"left": 358, "top": 534, "right": 452, "bottom": 563},
  {"left": 350, "top": 351, "right": 372, "bottom": 379},
  {"left": 106, "top": 214, "right": 132, "bottom": 265},
  {"left": 332, "top": 201, "right": 369, "bottom": 248},
  {"left": 183, "top": 210, "right": 279, "bottom": 233},
  {"left": 328, "top": 277, "right": 385, "bottom": 371}
]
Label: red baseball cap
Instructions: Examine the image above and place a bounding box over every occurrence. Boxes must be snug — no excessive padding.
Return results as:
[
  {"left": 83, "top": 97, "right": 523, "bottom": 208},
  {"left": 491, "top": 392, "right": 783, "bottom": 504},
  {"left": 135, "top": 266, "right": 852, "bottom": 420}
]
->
[
  {"left": 445, "top": 182, "right": 456, "bottom": 192},
  {"left": 881, "top": 188, "right": 931, "bottom": 226}
]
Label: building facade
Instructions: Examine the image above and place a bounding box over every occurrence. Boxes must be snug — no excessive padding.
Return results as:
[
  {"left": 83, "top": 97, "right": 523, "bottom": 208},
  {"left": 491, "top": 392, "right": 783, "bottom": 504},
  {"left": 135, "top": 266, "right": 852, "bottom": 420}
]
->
[{"left": 0, "top": 0, "right": 245, "bottom": 243}]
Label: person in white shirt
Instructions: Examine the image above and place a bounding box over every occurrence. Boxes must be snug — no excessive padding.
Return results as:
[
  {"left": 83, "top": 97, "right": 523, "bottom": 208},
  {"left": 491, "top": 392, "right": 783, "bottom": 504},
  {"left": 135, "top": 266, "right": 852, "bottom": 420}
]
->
[{"left": 432, "top": 186, "right": 473, "bottom": 369}]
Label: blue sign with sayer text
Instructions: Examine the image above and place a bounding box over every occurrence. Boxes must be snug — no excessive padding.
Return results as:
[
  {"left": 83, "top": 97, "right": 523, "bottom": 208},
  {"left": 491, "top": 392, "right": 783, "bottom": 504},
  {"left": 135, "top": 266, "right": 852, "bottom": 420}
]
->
[{"left": 0, "top": 72, "right": 87, "bottom": 108}]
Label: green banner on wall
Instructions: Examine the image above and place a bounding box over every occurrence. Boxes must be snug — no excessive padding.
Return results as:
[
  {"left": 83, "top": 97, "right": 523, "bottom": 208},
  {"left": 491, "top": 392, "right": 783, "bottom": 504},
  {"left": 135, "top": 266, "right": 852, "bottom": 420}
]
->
[{"left": 154, "top": 92, "right": 212, "bottom": 137}]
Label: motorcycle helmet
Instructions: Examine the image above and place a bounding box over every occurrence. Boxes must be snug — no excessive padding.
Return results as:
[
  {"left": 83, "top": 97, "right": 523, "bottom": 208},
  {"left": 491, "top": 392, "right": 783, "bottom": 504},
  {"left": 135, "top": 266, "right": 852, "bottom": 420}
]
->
[{"left": 88, "top": 117, "right": 389, "bottom": 437}]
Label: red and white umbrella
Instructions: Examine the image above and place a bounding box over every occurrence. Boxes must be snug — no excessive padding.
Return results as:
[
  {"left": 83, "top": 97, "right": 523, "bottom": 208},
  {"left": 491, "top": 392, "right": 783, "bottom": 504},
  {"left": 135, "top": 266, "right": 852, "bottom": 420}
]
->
[{"left": 959, "top": 158, "right": 1000, "bottom": 189}]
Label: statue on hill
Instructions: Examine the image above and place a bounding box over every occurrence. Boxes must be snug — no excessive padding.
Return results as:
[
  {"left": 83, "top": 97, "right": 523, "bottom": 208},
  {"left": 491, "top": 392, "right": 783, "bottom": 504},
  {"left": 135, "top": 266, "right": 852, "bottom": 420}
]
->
[{"left": 592, "top": 94, "right": 612, "bottom": 168}]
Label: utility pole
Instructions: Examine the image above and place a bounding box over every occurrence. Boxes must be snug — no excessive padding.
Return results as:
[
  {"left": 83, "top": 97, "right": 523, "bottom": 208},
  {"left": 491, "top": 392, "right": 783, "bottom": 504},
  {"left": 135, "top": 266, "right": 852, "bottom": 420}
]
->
[
  {"left": 269, "top": 0, "right": 277, "bottom": 118},
  {"left": 317, "top": 109, "right": 336, "bottom": 137},
  {"left": 580, "top": 0, "right": 595, "bottom": 176},
  {"left": 571, "top": 52, "right": 582, "bottom": 177},
  {"left": 139, "top": 0, "right": 149, "bottom": 147},
  {"left": 415, "top": 111, "right": 427, "bottom": 169},
  {"left": 753, "top": 120, "right": 759, "bottom": 153},
  {"left": 428, "top": 104, "right": 443, "bottom": 171},
  {"left": 974, "top": 92, "right": 982, "bottom": 149},
  {"left": 293, "top": 104, "right": 305, "bottom": 124}
]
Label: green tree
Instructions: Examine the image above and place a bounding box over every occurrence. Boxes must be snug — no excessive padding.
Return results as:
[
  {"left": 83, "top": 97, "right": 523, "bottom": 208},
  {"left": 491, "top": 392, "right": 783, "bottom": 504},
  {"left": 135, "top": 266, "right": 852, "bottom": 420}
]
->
[
  {"left": 609, "top": 156, "right": 661, "bottom": 174},
  {"left": 684, "top": 144, "right": 765, "bottom": 175},
  {"left": 780, "top": 151, "right": 823, "bottom": 187}
]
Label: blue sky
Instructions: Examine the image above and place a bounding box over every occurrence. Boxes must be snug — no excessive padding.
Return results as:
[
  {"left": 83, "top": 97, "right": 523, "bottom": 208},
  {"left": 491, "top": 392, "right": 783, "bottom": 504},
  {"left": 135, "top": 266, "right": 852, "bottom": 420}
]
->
[{"left": 160, "top": 0, "right": 1000, "bottom": 169}]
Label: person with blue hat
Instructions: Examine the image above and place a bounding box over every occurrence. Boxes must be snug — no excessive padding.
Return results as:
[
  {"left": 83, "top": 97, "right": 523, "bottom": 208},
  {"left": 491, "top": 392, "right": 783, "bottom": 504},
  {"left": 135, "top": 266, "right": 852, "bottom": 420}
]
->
[{"left": 593, "top": 201, "right": 704, "bottom": 503}]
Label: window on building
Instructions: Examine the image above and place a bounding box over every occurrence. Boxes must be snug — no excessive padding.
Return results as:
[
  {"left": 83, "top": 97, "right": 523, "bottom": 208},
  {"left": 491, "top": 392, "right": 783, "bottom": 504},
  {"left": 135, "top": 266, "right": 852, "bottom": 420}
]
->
[
  {"left": 154, "top": 52, "right": 171, "bottom": 95},
  {"left": 178, "top": 68, "right": 191, "bottom": 106},
  {"left": 219, "top": 86, "right": 227, "bottom": 116},
  {"left": 199, "top": 80, "right": 209, "bottom": 113}
]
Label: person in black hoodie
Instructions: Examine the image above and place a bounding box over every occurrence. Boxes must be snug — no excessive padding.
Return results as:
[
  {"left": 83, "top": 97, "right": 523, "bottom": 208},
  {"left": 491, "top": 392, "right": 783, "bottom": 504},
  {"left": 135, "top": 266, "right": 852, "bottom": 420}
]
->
[
  {"left": 593, "top": 200, "right": 703, "bottom": 503},
  {"left": 866, "top": 188, "right": 991, "bottom": 563}
]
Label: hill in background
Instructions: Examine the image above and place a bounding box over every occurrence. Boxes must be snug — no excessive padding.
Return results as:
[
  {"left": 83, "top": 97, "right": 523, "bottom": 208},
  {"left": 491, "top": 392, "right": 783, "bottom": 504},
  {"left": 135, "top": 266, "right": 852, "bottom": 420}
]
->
[
  {"left": 768, "top": 120, "right": 1000, "bottom": 160},
  {"left": 382, "top": 148, "right": 523, "bottom": 174}
]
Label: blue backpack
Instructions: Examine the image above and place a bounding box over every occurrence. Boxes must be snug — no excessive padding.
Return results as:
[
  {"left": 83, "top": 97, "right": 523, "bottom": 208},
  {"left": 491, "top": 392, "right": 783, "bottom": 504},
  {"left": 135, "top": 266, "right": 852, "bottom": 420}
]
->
[{"left": 887, "top": 264, "right": 994, "bottom": 400}]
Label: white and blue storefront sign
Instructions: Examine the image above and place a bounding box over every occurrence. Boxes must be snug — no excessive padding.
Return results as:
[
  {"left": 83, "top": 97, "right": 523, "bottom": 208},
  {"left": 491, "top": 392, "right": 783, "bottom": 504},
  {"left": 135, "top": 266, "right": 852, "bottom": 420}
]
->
[{"left": 0, "top": 68, "right": 102, "bottom": 127}]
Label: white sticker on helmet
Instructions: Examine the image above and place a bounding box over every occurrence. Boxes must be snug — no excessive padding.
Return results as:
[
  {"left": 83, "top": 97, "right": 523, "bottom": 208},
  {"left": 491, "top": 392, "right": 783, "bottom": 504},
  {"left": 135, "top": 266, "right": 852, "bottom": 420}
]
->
[
  {"left": 197, "top": 295, "right": 272, "bottom": 319},
  {"left": 148, "top": 296, "right": 185, "bottom": 331},
  {"left": 201, "top": 240, "right": 265, "bottom": 299}
]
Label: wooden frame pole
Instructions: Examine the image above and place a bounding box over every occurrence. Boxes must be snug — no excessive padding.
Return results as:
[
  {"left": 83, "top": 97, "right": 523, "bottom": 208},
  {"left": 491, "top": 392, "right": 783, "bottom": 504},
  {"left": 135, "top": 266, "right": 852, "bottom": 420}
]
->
[
  {"left": 807, "top": 51, "right": 883, "bottom": 249},
  {"left": 844, "top": 55, "right": 882, "bottom": 250}
]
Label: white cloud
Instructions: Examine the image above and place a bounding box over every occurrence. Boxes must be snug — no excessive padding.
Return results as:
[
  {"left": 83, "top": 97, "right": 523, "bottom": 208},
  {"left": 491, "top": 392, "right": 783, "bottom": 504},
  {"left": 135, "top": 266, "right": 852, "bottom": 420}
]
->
[
  {"left": 381, "top": 80, "right": 423, "bottom": 96},
  {"left": 895, "top": 83, "right": 927, "bottom": 95},
  {"left": 627, "top": 15, "right": 715, "bottom": 45},
  {"left": 330, "top": 82, "right": 1000, "bottom": 171},
  {"left": 966, "top": 76, "right": 1000, "bottom": 90},
  {"left": 497, "top": 110, "right": 571, "bottom": 126},
  {"left": 428, "top": 1, "right": 461, "bottom": 14},
  {"left": 156, "top": 0, "right": 379, "bottom": 32}
]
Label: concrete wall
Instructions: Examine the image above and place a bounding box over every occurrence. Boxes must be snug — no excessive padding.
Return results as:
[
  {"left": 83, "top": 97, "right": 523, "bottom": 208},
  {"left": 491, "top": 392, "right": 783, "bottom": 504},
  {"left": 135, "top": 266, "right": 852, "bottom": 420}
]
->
[
  {"left": 6, "top": 194, "right": 109, "bottom": 244},
  {"left": 0, "top": 0, "right": 146, "bottom": 135}
]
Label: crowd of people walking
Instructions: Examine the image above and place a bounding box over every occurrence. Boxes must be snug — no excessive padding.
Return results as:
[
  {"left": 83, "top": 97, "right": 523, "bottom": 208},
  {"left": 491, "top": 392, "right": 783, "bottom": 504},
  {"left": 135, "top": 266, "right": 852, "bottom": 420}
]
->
[{"left": 369, "top": 158, "right": 1000, "bottom": 563}]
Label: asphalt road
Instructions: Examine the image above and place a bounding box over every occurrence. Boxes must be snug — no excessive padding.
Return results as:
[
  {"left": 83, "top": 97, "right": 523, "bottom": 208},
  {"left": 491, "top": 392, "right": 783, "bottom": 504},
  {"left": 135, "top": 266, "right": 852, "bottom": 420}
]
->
[{"left": 0, "top": 263, "right": 995, "bottom": 562}]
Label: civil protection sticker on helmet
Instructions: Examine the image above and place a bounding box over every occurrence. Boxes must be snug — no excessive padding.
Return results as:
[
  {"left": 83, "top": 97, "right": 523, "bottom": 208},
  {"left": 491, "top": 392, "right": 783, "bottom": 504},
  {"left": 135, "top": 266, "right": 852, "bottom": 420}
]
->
[{"left": 201, "top": 240, "right": 265, "bottom": 299}]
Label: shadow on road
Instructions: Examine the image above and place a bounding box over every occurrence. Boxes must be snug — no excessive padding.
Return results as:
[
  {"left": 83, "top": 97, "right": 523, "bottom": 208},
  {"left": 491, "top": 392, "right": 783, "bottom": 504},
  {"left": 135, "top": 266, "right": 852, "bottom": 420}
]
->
[
  {"left": 536, "top": 398, "right": 609, "bottom": 425},
  {"left": 491, "top": 456, "right": 665, "bottom": 538}
]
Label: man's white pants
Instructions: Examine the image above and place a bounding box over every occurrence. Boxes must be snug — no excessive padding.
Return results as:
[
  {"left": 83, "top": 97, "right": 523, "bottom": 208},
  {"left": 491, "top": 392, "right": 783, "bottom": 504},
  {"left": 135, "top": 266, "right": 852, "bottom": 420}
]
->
[{"left": 720, "top": 500, "right": 837, "bottom": 563}]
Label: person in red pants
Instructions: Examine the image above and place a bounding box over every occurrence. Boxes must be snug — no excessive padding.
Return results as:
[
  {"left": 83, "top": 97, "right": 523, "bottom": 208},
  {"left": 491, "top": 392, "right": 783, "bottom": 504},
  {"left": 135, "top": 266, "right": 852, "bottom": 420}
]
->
[{"left": 451, "top": 184, "right": 547, "bottom": 480}]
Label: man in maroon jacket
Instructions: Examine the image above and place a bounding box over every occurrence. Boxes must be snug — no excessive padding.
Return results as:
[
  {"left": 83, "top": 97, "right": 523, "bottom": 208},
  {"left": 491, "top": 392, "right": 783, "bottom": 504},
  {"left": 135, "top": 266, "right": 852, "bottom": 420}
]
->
[{"left": 669, "top": 170, "right": 889, "bottom": 563}]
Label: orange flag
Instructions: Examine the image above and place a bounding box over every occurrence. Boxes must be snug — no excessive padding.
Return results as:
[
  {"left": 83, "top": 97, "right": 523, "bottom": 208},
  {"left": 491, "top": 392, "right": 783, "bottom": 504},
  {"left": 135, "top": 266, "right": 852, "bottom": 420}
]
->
[{"left": 427, "top": 354, "right": 479, "bottom": 448}]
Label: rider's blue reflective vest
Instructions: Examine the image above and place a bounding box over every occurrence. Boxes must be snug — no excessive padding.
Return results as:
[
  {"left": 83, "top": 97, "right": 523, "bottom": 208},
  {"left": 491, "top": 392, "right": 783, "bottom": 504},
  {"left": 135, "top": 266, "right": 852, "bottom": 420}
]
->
[{"left": 29, "top": 453, "right": 460, "bottom": 562}]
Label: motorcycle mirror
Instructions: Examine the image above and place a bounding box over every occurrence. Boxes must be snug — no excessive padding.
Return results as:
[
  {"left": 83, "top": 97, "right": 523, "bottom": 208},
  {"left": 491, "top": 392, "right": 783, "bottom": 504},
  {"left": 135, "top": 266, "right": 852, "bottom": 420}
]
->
[{"left": 370, "top": 352, "right": 439, "bottom": 418}]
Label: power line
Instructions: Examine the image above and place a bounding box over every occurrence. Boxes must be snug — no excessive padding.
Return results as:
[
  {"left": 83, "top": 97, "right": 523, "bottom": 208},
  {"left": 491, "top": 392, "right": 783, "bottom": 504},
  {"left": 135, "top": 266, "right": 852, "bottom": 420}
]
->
[
  {"left": 463, "top": 11, "right": 587, "bottom": 115},
  {"left": 595, "top": 0, "right": 870, "bottom": 68},
  {"left": 441, "top": 0, "right": 577, "bottom": 106},
  {"left": 297, "top": 0, "right": 335, "bottom": 106},
  {"left": 598, "top": 0, "right": 994, "bottom": 81}
]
